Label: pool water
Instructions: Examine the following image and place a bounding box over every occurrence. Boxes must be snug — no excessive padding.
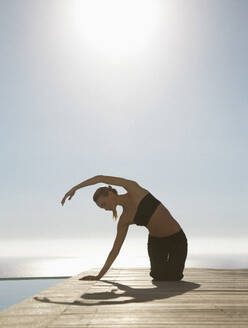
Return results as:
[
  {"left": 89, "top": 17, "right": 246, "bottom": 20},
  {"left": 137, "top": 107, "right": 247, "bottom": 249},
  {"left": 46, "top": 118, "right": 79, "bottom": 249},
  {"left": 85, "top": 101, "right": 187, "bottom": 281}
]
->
[{"left": 0, "top": 278, "right": 67, "bottom": 312}]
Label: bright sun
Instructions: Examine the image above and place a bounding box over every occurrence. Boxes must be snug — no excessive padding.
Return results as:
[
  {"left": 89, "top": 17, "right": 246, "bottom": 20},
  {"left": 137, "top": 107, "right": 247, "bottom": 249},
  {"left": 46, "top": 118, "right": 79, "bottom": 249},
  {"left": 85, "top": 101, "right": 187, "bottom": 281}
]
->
[{"left": 69, "top": 0, "right": 162, "bottom": 57}]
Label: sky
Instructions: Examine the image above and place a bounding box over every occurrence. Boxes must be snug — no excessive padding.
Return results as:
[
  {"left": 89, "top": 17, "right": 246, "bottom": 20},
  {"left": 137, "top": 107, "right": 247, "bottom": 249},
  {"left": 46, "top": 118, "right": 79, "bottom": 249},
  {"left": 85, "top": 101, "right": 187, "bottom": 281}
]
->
[{"left": 1, "top": 0, "right": 247, "bottom": 258}]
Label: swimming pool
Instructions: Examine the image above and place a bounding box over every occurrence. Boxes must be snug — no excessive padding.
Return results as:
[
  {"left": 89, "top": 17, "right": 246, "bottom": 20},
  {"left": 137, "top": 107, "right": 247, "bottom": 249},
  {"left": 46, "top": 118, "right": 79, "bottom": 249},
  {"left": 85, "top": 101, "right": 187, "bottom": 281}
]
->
[{"left": 0, "top": 277, "right": 68, "bottom": 312}]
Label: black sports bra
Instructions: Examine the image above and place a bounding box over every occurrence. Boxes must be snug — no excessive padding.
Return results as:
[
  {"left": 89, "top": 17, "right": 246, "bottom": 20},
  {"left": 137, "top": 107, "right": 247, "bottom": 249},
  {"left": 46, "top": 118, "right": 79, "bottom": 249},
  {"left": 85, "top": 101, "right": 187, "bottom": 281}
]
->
[{"left": 133, "top": 192, "right": 161, "bottom": 227}]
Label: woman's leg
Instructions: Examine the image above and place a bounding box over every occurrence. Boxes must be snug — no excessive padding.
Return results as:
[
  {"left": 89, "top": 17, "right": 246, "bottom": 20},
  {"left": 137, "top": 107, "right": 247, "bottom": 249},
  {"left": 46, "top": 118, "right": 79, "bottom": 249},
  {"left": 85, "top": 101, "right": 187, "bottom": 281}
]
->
[
  {"left": 163, "top": 231, "right": 188, "bottom": 281},
  {"left": 147, "top": 230, "right": 188, "bottom": 281},
  {"left": 147, "top": 234, "right": 170, "bottom": 280}
]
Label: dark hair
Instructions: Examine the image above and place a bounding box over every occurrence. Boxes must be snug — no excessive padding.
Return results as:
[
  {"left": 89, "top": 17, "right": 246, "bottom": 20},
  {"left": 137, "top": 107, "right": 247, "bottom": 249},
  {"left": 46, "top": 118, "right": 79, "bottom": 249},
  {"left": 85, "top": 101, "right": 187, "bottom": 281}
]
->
[{"left": 93, "top": 185, "right": 118, "bottom": 221}]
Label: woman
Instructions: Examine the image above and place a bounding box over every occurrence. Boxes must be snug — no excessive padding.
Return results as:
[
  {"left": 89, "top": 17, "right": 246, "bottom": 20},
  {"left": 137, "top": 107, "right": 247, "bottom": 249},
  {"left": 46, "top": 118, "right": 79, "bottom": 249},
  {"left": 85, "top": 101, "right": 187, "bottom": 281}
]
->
[{"left": 61, "top": 175, "right": 188, "bottom": 281}]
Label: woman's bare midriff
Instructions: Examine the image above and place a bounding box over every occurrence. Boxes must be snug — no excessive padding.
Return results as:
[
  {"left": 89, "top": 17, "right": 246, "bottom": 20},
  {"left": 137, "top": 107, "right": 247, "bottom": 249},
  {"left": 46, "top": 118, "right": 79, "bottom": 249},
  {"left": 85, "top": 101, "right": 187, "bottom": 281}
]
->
[
  {"left": 146, "top": 204, "right": 182, "bottom": 237},
  {"left": 123, "top": 189, "right": 182, "bottom": 238}
]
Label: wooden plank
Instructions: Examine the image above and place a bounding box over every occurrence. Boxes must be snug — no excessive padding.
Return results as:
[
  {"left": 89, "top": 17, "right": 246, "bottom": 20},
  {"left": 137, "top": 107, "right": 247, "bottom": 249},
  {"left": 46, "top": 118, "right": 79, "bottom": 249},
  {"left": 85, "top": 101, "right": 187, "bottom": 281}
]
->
[{"left": 0, "top": 268, "right": 247, "bottom": 328}]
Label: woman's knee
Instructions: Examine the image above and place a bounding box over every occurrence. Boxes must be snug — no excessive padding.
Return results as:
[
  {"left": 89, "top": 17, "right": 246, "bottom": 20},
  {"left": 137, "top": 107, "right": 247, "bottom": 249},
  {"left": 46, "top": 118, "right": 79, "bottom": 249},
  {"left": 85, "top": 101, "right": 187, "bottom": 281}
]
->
[{"left": 150, "top": 271, "right": 184, "bottom": 281}]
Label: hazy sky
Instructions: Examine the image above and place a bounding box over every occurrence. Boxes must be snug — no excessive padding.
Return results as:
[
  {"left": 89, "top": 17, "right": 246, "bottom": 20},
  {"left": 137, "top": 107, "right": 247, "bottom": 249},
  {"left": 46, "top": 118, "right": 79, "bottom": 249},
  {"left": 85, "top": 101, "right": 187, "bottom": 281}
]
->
[{"left": 1, "top": 0, "right": 247, "bottom": 250}]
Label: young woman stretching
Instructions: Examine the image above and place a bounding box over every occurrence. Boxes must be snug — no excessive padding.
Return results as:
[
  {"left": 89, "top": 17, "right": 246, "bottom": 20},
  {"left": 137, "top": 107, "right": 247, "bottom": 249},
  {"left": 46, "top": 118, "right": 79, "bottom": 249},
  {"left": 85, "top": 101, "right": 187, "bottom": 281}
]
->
[{"left": 61, "top": 175, "right": 188, "bottom": 281}]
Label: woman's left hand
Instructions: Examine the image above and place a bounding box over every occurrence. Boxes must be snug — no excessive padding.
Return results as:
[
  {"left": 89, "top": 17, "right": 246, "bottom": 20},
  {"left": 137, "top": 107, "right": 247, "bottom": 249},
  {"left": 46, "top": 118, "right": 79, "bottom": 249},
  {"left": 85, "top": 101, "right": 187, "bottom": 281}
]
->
[
  {"left": 61, "top": 188, "right": 77, "bottom": 206},
  {"left": 79, "top": 275, "right": 100, "bottom": 280}
]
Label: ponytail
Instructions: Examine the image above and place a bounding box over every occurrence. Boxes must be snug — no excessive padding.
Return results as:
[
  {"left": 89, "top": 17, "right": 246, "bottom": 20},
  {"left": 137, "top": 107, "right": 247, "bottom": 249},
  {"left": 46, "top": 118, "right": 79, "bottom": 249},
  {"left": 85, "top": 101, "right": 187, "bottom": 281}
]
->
[{"left": 108, "top": 185, "right": 118, "bottom": 221}]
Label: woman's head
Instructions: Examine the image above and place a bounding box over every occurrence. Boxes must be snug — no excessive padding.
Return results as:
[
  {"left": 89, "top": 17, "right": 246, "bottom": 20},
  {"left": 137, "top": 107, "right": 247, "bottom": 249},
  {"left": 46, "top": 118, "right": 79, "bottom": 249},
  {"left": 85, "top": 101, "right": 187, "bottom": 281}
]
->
[{"left": 93, "top": 185, "right": 118, "bottom": 220}]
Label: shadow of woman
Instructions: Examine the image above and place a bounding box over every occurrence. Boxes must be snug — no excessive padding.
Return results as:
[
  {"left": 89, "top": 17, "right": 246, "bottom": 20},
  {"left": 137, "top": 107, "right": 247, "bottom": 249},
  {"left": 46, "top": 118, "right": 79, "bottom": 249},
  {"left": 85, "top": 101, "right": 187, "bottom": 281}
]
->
[{"left": 34, "top": 279, "right": 200, "bottom": 306}]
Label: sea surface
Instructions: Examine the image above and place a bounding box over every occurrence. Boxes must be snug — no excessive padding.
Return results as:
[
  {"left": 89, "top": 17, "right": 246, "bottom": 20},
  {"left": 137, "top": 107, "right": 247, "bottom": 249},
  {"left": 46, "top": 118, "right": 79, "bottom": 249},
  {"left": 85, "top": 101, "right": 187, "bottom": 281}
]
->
[
  {"left": 0, "top": 253, "right": 247, "bottom": 312},
  {"left": 1, "top": 253, "right": 248, "bottom": 279}
]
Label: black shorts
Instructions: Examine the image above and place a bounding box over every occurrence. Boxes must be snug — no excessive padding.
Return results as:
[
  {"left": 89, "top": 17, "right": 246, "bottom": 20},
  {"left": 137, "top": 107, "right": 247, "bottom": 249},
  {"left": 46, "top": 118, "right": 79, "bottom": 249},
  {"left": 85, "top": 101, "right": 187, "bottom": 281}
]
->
[{"left": 147, "top": 229, "right": 188, "bottom": 281}]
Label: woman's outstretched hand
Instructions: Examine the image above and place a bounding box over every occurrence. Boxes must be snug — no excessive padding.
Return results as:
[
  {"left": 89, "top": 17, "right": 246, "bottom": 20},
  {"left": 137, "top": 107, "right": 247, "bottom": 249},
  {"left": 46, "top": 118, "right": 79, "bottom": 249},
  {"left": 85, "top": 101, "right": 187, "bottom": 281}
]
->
[
  {"left": 79, "top": 275, "right": 100, "bottom": 281},
  {"left": 61, "top": 188, "right": 77, "bottom": 206}
]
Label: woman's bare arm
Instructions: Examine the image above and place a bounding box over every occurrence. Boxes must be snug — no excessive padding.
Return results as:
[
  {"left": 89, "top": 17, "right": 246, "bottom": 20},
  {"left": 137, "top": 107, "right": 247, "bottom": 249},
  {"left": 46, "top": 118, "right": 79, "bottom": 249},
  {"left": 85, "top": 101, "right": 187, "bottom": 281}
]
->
[
  {"left": 97, "top": 223, "right": 129, "bottom": 279},
  {"left": 61, "top": 175, "right": 101, "bottom": 206},
  {"left": 98, "top": 175, "right": 139, "bottom": 193},
  {"left": 68, "top": 174, "right": 138, "bottom": 191},
  {"left": 72, "top": 175, "right": 101, "bottom": 190},
  {"left": 61, "top": 174, "right": 140, "bottom": 206},
  {"left": 71, "top": 174, "right": 136, "bottom": 191}
]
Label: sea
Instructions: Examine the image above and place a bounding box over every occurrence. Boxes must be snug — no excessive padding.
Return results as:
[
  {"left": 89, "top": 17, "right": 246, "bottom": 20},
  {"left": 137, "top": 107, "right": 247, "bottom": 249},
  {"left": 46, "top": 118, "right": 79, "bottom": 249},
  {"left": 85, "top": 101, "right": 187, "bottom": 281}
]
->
[{"left": 0, "top": 237, "right": 247, "bottom": 312}]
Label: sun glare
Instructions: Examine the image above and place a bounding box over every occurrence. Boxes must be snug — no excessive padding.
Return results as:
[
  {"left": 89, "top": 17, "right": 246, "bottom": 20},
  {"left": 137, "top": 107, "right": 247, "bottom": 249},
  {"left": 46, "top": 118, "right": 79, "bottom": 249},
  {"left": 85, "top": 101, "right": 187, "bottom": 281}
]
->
[{"left": 70, "top": 0, "right": 162, "bottom": 57}]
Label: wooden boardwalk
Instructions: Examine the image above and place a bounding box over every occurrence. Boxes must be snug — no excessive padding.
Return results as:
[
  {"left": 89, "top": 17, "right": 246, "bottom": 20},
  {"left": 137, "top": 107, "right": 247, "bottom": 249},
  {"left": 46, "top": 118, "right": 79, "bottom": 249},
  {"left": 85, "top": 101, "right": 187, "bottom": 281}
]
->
[{"left": 0, "top": 267, "right": 247, "bottom": 327}]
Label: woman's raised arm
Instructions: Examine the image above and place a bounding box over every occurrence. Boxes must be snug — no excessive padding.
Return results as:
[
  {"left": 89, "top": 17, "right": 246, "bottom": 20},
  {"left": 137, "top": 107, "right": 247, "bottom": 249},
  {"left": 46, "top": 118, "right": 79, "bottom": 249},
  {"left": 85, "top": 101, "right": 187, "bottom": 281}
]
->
[
  {"left": 61, "top": 175, "right": 101, "bottom": 206},
  {"left": 97, "top": 175, "right": 139, "bottom": 193},
  {"left": 61, "top": 174, "right": 140, "bottom": 206},
  {"left": 73, "top": 175, "right": 102, "bottom": 190}
]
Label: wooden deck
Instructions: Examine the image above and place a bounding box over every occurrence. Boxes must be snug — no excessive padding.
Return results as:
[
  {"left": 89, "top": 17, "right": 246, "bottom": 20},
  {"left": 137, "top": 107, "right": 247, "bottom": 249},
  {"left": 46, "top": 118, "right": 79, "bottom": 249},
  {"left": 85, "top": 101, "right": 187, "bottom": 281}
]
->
[{"left": 0, "top": 267, "right": 248, "bottom": 327}]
